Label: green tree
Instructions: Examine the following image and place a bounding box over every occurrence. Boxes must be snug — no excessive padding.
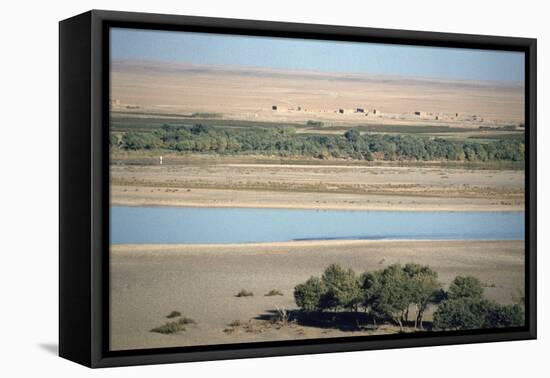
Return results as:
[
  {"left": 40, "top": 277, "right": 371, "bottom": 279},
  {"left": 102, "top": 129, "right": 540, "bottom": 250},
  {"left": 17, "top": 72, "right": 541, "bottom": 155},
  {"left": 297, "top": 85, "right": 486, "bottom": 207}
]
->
[
  {"left": 294, "top": 277, "right": 326, "bottom": 312},
  {"left": 362, "top": 264, "right": 411, "bottom": 330},
  {"left": 109, "top": 133, "right": 119, "bottom": 148},
  {"left": 403, "top": 263, "right": 442, "bottom": 329},
  {"left": 433, "top": 297, "right": 492, "bottom": 330},
  {"left": 122, "top": 132, "right": 161, "bottom": 150},
  {"left": 320, "top": 264, "right": 363, "bottom": 312},
  {"left": 344, "top": 128, "right": 360, "bottom": 142},
  {"left": 433, "top": 298, "right": 524, "bottom": 330},
  {"left": 486, "top": 303, "right": 525, "bottom": 328},
  {"left": 448, "top": 276, "right": 484, "bottom": 300}
]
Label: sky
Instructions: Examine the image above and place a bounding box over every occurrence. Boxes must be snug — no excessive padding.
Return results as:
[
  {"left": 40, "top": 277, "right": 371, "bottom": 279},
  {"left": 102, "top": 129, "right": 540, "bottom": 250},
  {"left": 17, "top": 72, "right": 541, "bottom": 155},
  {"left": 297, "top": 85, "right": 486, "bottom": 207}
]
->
[{"left": 111, "top": 27, "right": 525, "bottom": 83}]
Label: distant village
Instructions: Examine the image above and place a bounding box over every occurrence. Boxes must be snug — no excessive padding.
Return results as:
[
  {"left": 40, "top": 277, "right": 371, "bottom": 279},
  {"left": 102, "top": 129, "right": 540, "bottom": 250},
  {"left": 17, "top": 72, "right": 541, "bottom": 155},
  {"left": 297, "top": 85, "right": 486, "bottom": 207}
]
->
[
  {"left": 270, "top": 103, "right": 498, "bottom": 125},
  {"left": 109, "top": 97, "right": 524, "bottom": 129}
]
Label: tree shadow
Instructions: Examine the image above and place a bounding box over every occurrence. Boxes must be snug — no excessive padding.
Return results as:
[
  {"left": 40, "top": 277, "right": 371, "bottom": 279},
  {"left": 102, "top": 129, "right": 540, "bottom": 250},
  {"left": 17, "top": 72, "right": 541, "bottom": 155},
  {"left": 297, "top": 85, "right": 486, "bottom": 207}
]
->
[
  {"left": 255, "top": 309, "right": 380, "bottom": 332},
  {"left": 255, "top": 309, "right": 434, "bottom": 333}
]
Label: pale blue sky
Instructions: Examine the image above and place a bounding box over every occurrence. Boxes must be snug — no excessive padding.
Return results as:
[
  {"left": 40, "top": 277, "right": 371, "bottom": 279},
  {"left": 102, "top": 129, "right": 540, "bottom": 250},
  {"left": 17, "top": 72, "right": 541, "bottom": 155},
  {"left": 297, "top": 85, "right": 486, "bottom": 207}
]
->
[{"left": 111, "top": 28, "right": 524, "bottom": 83}]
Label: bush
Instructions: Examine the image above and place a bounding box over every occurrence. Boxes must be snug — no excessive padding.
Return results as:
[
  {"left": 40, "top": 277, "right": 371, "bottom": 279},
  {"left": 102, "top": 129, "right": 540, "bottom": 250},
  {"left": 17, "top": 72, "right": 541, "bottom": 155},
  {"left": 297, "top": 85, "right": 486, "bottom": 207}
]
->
[
  {"left": 235, "top": 289, "right": 254, "bottom": 297},
  {"left": 448, "top": 276, "right": 484, "bottom": 300},
  {"left": 115, "top": 124, "right": 525, "bottom": 162},
  {"left": 228, "top": 320, "right": 242, "bottom": 327},
  {"left": 320, "top": 264, "right": 362, "bottom": 311},
  {"left": 433, "top": 298, "right": 524, "bottom": 330},
  {"left": 486, "top": 303, "right": 524, "bottom": 328},
  {"left": 265, "top": 289, "right": 284, "bottom": 296},
  {"left": 150, "top": 318, "right": 188, "bottom": 334},
  {"left": 179, "top": 316, "right": 196, "bottom": 325},
  {"left": 306, "top": 120, "right": 324, "bottom": 127},
  {"left": 344, "top": 128, "right": 360, "bottom": 142},
  {"left": 433, "top": 297, "right": 491, "bottom": 330},
  {"left": 294, "top": 277, "right": 326, "bottom": 312},
  {"left": 109, "top": 133, "right": 119, "bottom": 147},
  {"left": 122, "top": 131, "right": 161, "bottom": 150}
]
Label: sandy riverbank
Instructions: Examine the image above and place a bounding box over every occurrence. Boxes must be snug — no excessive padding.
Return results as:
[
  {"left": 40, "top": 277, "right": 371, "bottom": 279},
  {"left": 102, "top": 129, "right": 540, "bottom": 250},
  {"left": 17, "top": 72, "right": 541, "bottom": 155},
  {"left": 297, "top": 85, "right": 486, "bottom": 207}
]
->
[
  {"left": 110, "top": 162, "right": 524, "bottom": 212},
  {"left": 110, "top": 239, "right": 524, "bottom": 351}
]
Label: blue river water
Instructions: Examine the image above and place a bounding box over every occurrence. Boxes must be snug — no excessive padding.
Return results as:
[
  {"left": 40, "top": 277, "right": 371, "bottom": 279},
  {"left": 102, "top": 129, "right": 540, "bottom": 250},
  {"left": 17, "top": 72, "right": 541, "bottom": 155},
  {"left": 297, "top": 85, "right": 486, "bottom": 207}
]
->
[{"left": 110, "top": 206, "right": 524, "bottom": 245}]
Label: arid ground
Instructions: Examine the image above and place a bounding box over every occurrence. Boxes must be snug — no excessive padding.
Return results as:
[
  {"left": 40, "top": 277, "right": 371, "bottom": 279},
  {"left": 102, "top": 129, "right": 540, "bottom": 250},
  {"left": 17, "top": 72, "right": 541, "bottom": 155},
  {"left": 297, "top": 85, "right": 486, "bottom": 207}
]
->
[
  {"left": 110, "top": 155, "right": 524, "bottom": 212},
  {"left": 110, "top": 240, "right": 524, "bottom": 350},
  {"left": 111, "top": 61, "right": 525, "bottom": 128}
]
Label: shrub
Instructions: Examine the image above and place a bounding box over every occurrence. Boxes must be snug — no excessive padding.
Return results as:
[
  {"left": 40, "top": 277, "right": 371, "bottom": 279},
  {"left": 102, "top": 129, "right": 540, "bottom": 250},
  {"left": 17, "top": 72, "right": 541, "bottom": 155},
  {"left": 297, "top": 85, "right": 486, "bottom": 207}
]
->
[
  {"left": 433, "top": 296, "right": 525, "bottom": 331},
  {"left": 109, "top": 133, "right": 119, "bottom": 147},
  {"left": 294, "top": 277, "right": 326, "bottom": 312},
  {"left": 179, "top": 316, "right": 196, "bottom": 325},
  {"left": 433, "top": 297, "right": 492, "bottom": 330},
  {"left": 228, "top": 320, "right": 242, "bottom": 327},
  {"left": 320, "top": 264, "right": 363, "bottom": 311},
  {"left": 150, "top": 318, "right": 188, "bottom": 334},
  {"left": 344, "top": 128, "right": 360, "bottom": 142},
  {"left": 265, "top": 289, "right": 284, "bottom": 296},
  {"left": 116, "top": 124, "right": 525, "bottom": 162},
  {"left": 486, "top": 303, "right": 524, "bottom": 328},
  {"left": 235, "top": 289, "right": 254, "bottom": 297},
  {"left": 448, "top": 276, "right": 484, "bottom": 300}
]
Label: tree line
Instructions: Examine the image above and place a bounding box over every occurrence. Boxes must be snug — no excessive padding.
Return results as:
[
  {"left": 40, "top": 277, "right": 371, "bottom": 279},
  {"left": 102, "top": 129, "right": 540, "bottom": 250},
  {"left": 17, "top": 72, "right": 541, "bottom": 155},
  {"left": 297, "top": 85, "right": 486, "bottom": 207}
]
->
[
  {"left": 111, "top": 123, "right": 525, "bottom": 162},
  {"left": 293, "top": 263, "right": 524, "bottom": 331}
]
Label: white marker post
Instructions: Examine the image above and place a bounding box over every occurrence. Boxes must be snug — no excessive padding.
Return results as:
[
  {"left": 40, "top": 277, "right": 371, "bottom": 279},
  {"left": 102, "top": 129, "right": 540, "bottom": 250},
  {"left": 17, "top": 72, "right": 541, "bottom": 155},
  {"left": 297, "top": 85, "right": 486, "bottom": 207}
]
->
[{"left": 160, "top": 155, "right": 163, "bottom": 165}]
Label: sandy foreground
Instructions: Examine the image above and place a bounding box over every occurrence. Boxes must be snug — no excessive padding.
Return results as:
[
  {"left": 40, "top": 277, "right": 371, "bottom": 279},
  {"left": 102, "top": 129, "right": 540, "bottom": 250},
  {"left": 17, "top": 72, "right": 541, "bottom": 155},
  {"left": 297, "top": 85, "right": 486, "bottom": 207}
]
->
[
  {"left": 110, "top": 239, "right": 524, "bottom": 351},
  {"left": 110, "top": 162, "right": 525, "bottom": 212}
]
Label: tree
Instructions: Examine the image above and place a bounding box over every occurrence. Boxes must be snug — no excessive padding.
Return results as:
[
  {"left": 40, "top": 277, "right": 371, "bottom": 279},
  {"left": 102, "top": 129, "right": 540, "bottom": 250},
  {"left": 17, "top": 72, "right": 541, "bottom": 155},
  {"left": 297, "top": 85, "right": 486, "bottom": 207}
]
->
[
  {"left": 294, "top": 277, "right": 326, "bottom": 312},
  {"left": 403, "top": 263, "right": 442, "bottom": 329},
  {"left": 320, "top": 264, "right": 363, "bottom": 312},
  {"left": 344, "top": 128, "right": 360, "bottom": 142},
  {"left": 361, "top": 270, "right": 385, "bottom": 325},
  {"left": 433, "top": 298, "right": 524, "bottom": 330},
  {"left": 109, "top": 133, "right": 119, "bottom": 148},
  {"left": 362, "top": 264, "right": 411, "bottom": 330},
  {"left": 433, "top": 297, "right": 493, "bottom": 330},
  {"left": 118, "top": 123, "right": 525, "bottom": 162},
  {"left": 486, "top": 303, "right": 524, "bottom": 328},
  {"left": 190, "top": 123, "right": 210, "bottom": 134},
  {"left": 122, "top": 132, "right": 161, "bottom": 150},
  {"left": 448, "top": 276, "right": 484, "bottom": 300}
]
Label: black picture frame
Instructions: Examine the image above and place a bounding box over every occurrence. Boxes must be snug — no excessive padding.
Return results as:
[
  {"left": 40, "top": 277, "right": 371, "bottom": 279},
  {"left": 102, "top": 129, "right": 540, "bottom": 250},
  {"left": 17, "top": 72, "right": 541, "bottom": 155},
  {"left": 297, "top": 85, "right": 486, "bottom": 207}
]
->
[{"left": 59, "top": 9, "right": 537, "bottom": 368}]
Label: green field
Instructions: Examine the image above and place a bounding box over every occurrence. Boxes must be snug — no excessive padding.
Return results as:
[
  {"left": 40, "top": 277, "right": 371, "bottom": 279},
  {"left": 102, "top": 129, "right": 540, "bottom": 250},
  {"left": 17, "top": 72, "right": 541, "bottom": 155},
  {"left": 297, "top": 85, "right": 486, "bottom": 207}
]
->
[{"left": 111, "top": 112, "right": 523, "bottom": 143}]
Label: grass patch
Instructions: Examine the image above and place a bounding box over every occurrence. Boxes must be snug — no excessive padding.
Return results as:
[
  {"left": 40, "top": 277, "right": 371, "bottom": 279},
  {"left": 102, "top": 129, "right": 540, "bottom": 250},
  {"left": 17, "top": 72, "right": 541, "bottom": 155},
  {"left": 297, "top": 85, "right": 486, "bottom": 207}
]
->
[
  {"left": 265, "top": 289, "right": 284, "bottom": 296},
  {"left": 228, "top": 320, "right": 242, "bottom": 327},
  {"left": 150, "top": 314, "right": 196, "bottom": 334},
  {"left": 150, "top": 318, "right": 188, "bottom": 334},
  {"left": 191, "top": 112, "right": 222, "bottom": 118},
  {"left": 179, "top": 316, "right": 196, "bottom": 325},
  {"left": 306, "top": 120, "right": 324, "bottom": 127},
  {"left": 235, "top": 289, "right": 254, "bottom": 297}
]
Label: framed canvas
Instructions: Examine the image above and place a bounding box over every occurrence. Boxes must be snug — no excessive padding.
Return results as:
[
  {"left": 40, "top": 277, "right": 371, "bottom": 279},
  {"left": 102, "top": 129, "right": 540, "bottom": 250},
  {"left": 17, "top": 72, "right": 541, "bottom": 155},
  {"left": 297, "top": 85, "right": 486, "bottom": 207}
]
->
[{"left": 59, "top": 10, "right": 537, "bottom": 368}]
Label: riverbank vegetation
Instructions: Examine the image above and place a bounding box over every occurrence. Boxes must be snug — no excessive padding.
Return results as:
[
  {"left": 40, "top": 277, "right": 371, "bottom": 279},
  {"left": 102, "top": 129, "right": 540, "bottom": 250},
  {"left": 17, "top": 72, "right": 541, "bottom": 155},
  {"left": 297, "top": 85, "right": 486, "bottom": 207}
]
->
[
  {"left": 293, "top": 263, "right": 524, "bottom": 332},
  {"left": 110, "top": 123, "right": 525, "bottom": 162}
]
